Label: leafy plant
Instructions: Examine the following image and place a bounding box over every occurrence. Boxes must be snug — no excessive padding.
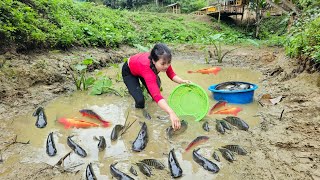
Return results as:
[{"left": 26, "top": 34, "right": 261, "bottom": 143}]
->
[
  {"left": 90, "top": 76, "right": 124, "bottom": 96},
  {"left": 69, "top": 58, "right": 95, "bottom": 90},
  {"left": 246, "top": 39, "right": 260, "bottom": 47},
  {"left": 209, "top": 34, "right": 237, "bottom": 63}
]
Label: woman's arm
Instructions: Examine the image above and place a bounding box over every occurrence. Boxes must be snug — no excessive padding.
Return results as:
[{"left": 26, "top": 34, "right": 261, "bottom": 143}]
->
[
  {"left": 172, "top": 75, "right": 192, "bottom": 84},
  {"left": 157, "top": 99, "right": 181, "bottom": 130}
]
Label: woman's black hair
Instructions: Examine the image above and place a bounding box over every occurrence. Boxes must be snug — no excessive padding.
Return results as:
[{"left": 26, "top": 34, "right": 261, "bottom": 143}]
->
[{"left": 148, "top": 43, "right": 172, "bottom": 74}]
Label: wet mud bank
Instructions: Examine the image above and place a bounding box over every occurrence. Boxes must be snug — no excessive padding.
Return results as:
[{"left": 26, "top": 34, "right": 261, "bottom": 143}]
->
[{"left": 0, "top": 45, "right": 319, "bottom": 179}]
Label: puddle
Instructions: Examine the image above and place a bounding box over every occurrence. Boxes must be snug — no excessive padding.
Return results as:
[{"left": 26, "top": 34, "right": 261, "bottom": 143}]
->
[{"left": 5, "top": 59, "right": 263, "bottom": 179}]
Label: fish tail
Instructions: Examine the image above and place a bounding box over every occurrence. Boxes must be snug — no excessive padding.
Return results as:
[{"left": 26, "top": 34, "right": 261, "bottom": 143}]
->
[
  {"left": 187, "top": 70, "right": 193, "bottom": 73},
  {"left": 101, "top": 121, "right": 111, "bottom": 127},
  {"left": 208, "top": 108, "right": 215, "bottom": 115},
  {"left": 233, "top": 108, "right": 242, "bottom": 116}
]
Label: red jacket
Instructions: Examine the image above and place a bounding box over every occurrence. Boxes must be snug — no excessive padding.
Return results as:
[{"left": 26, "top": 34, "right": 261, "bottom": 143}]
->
[{"left": 128, "top": 52, "right": 176, "bottom": 102}]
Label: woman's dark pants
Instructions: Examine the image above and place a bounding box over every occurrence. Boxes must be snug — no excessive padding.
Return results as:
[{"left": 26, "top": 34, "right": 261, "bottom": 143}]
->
[{"left": 122, "top": 62, "right": 160, "bottom": 109}]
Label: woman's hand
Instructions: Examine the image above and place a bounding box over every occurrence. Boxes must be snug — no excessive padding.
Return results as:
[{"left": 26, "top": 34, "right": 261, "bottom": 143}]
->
[
  {"left": 172, "top": 76, "right": 191, "bottom": 84},
  {"left": 169, "top": 112, "right": 181, "bottom": 130},
  {"left": 180, "top": 79, "right": 192, "bottom": 84}
]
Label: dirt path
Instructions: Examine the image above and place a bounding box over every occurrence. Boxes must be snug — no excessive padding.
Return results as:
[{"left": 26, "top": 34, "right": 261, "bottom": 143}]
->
[{"left": 0, "top": 45, "right": 319, "bottom": 179}]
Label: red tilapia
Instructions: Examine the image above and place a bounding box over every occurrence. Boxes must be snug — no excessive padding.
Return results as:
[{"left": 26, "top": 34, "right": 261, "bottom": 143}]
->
[
  {"left": 187, "top": 67, "right": 221, "bottom": 75},
  {"left": 79, "top": 109, "right": 110, "bottom": 127},
  {"left": 213, "top": 107, "right": 242, "bottom": 116},
  {"left": 208, "top": 101, "right": 227, "bottom": 115},
  {"left": 185, "top": 136, "right": 209, "bottom": 152},
  {"left": 58, "top": 117, "right": 100, "bottom": 129}
]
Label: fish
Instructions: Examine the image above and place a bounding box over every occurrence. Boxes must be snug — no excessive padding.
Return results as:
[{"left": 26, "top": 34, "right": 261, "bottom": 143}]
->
[
  {"left": 110, "top": 124, "right": 125, "bottom": 141},
  {"left": 132, "top": 122, "right": 148, "bottom": 152},
  {"left": 142, "top": 109, "right": 151, "bottom": 120},
  {"left": 215, "top": 120, "right": 225, "bottom": 134},
  {"left": 215, "top": 82, "right": 251, "bottom": 91},
  {"left": 202, "top": 121, "right": 210, "bottom": 132},
  {"left": 67, "top": 135, "right": 87, "bottom": 157},
  {"left": 222, "top": 145, "right": 248, "bottom": 155},
  {"left": 129, "top": 166, "right": 138, "bottom": 176},
  {"left": 185, "top": 136, "right": 209, "bottom": 152},
  {"left": 209, "top": 101, "right": 227, "bottom": 114},
  {"left": 215, "top": 82, "right": 237, "bottom": 90},
  {"left": 32, "top": 107, "right": 42, "bottom": 116},
  {"left": 93, "top": 136, "right": 106, "bottom": 151},
  {"left": 187, "top": 67, "right": 221, "bottom": 75},
  {"left": 192, "top": 148, "right": 220, "bottom": 173},
  {"left": 223, "top": 116, "right": 249, "bottom": 131},
  {"left": 218, "top": 119, "right": 232, "bottom": 130},
  {"left": 212, "top": 151, "right": 220, "bottom": 162},
  {"left": 110, "top": 163, "right": 134, "bottom": 180},
  {"left": 79, "top": 109, "right": 111, "bottom": 127},
  {"left": 140, "top": 159, "right": 165, "bottom": 170},
  {"left": 58, "top": 117, "right": 100, "bottom": 129},
  {"left": 46, "top": 132, "right": 57, "bottom": 157},
  {"left": 219, "top": 148, "right": 235, "bottom": 162},
  {"left": 238, "top": 83, "right": 251, "bottom": 90},
  {"left": 136, "top": 162, "right": 152, "bottom": 177},
  {"left": 86, "top": 163, "right": 97, "bottom": 180},
  {"left": 168, "top": 148, "right": 183, "bottom": 178},
  {"left": 157, "top": 115, "right": 168, "bottom": 120},
  {"left": 213, "top": 107, "right": 242, "bottom": 116},
  {"left": 33, "top": 107, "right": 47, "bottom": 128},
  {"left": 166, "top": 120, "right": 188, "bottom": 139}
]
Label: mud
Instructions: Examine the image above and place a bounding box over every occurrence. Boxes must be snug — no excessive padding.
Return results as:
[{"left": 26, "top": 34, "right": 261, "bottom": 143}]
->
[{"left": 0, "top": 44, "right": 319, "bottom": 180}]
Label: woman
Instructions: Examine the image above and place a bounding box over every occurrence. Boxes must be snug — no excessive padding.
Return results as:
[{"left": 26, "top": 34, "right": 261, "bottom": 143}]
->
[{"left": 122, "top": 43, "right": 191, "bottom": 130}]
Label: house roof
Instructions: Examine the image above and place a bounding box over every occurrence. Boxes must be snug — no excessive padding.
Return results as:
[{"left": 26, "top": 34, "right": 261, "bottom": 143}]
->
[
  {"left": 200, "top": 6, "right": 216, "bottom": 10},
  {"left": 166, "top": 3, "right": 180, "bottom": 7}
]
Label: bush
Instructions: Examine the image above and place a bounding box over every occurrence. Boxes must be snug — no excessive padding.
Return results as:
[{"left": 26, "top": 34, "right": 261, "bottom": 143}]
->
[
  {"left": 0, "top": 0, "right": 248, "bottom": 50},
  {"left": 285, "top": 8, "right": 320, "bottom": 62}
]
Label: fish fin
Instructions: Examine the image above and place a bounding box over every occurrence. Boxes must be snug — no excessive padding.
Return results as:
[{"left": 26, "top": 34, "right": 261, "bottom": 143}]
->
[{"left": 64, "top": 124, "right": 71, "bottom": 129}]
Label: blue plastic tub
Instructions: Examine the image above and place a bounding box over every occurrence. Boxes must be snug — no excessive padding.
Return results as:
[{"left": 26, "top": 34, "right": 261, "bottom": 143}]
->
[{"left": 208, "top": 81, "right": 258, "bottom": 104}]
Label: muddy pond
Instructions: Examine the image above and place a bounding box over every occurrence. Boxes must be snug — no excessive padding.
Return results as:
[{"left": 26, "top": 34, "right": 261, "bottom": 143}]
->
[{"left": 5, "top": 59, "right": 263, "bottom": 179}]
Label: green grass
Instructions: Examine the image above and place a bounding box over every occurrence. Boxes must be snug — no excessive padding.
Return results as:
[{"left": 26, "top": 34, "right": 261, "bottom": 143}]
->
[{"left": 0, "top": 0, "right": 246, "bottom": 50}]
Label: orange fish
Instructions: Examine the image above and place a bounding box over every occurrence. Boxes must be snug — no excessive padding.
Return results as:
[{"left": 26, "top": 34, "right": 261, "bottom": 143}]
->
[
  {"left": 209, "top": 100, "right": 227, "bottom": 115},
  {"left": 58, "top": 117, "right": 100, "bottom": 129},
  {"left": 213, "top": 107, "right": 242, "bottom": 116},
  {"left": 187, "top": 67, "right": 221, "bottom": 75}
]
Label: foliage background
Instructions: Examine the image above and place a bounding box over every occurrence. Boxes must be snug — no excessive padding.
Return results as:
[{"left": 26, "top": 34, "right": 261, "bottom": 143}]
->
[{"left": 0, "top": 0, "right": 319, "bottom": 62}]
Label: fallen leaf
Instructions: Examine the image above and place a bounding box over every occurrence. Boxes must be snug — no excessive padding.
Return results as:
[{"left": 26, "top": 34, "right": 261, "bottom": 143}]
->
[
  {"left": 270, "top": 96, "right": 283, "bottom": 105},
  {"left": 261, "top": 94, "right": 272, "bottom": 100}
]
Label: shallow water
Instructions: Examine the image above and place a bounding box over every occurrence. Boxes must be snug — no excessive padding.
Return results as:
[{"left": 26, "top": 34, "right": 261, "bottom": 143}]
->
[{"left": 6, "top": 59, "right": 262, "bottom": 179}]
